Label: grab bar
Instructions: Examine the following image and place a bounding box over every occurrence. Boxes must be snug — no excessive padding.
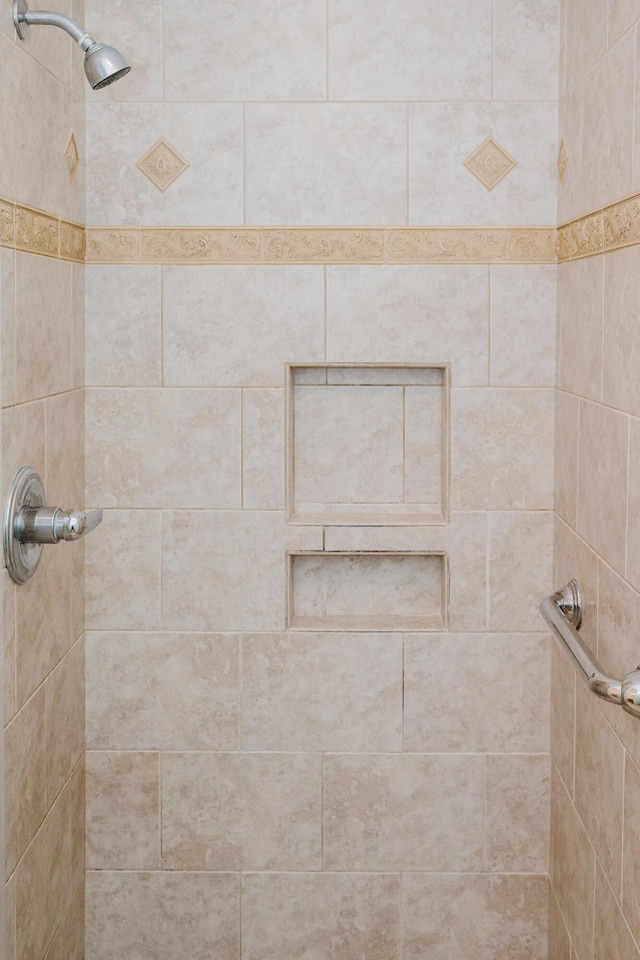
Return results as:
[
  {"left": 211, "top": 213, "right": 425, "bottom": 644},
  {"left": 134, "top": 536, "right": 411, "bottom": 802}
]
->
[{"left": 540, "top": 579, "right": 640, "bottom": 720}]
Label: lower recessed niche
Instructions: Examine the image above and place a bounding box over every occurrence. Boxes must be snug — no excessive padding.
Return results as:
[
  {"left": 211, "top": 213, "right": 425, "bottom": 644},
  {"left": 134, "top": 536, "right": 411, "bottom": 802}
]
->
[
  {"left": 286, "top": 363, "right": 450, "bottom": 525},
  {"left": 287, "top": 551, "right": 447, "bottom": 632}
]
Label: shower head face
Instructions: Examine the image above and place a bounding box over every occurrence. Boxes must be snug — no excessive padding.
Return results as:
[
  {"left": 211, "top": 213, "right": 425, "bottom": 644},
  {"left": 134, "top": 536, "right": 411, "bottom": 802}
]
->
[{"left": 84, "top": 42, "right": 131, "bottom": 89}]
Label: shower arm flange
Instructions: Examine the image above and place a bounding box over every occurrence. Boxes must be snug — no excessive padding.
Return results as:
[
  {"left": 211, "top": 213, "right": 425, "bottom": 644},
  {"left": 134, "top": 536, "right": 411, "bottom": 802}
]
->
[{"left": 13, "top": 0, "right": 95, "bottom": 49}]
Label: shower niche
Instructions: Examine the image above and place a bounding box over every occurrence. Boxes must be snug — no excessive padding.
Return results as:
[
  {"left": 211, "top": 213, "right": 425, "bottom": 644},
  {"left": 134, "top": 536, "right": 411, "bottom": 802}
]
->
[{"left": 286, "top": 363, "right": 450, "bottom": 525}]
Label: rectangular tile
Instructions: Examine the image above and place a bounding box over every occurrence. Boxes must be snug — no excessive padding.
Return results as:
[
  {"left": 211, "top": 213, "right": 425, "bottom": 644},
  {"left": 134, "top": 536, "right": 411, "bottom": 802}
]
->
[
  {"left": 485, "top": 755, "right": 550, "bottom": 873},
  {"left": 5, "top": 688, "right": 46, "bottom": 878},
  {"left": 242, "top": 388, "right": 285, "bottom": 510}
]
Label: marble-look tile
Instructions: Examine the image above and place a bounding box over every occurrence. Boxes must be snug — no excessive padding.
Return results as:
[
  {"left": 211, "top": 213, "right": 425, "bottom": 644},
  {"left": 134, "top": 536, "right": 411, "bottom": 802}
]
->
[
  {"left": 242, "top": 873, "right": 401, "bottom": 960},
  {"left": 326, "top": 266, "right": 489, "bottom": 387},
  {"left": 565, "top": 0, "right": 608, "bottom": 88},
  {"left": 577, "top": 400, "right": 628, "bottom": 575},
  {"left": 85, "top": 511, "right": 161, "bottom": 631},
  {"left": 15, "top": 253, "right": 73, "bottom": 404},
  {"left": 85, "top": 0, "right": 162, "bottom": 102},
  {"left": 550, "top": 639, "right": 576, "bottom": 796},
  {"left": 623, "top": 756, "right": 640, "bottom": 945},
  {"left": 85, "top": 872, "right": 239, "bottom": 960},
  {"left": 409, "top": 102, "right": 558, "bottom": 226},
  {"left": 1, "top": 249, "right": 16, "bottom": 408},
  {"left": 490, "top": 265, "right": 556, "bottom": 387},
  {"left": 162, "top": 511, "right": 321, "bottom": 632},
  {"left": 45, "top": 638, "right": 84, "bottom": 806},
  {"left": 582, "top": 30, "right": 635, "bottom": 212},
  {"left": 69, "top": 756, "right": 84, "bottom": 892},
  {"left": 85, "top": 266, "right": 161, "bottom": 386},
  {"left": 86, "top": 633, "right": 239, "bottom": 750},
  {"left": 404, "top": 386, "right": 443, "bottom": 505},
  {"left": 603, "top": 247, "right": 640, "bottom": 417},
  {"left": 86, "top": 388, "right": 241, "bottom": 509},
  {"left": 163, "top": 265, "right": 324, "bottom": 387},
  {"left": 548, "top": 886, "right": 571, "bottom": 960},
  {"left": 290, "top": 552, "right": 444, "bottom": 630},
  {"left": 485, "top": 755, "right": 550, "bottom": 873},
  {"left": 86, "top": 752, "right": 159, "bottom": 870},
  {"left": 452, "top": 388, "right": 554, "bottom": 510},
  {"left": 242, "top": 632, "right": 402, "bottom": 752},
  {"left": 323, "top": 754, "right": 484, "bottom": 871},
  {"left": 555, "top": 390, "right": 579, "bottom": 527},
  {"left": 595, "top": 862, "right": 640, "bottom": 960},
  {"left": 71, "top": 261, "right": 84, "bottom": 391},
  {"left": 494, "top": 0, "right": 560, "bottom": 100},
  {"left": 45, "top": 390, "right": 84, "bottom": 510},
  {"left": 165, "top": 0, "right": 325, "bottom": 100},
  {"left": 1, "top": 400, "right": 45, "bottom": 498},
  {"left": 5, "top": 873, "right": 15, "bottom": 960},
  {"left": 3, "top": 572, "right": 16, "bottom": 724},
  {"left": 328, "top": 0, "right": 491, "bottom": 100},
  {"left": 242, "top": 388, "right": 285, "bottom": 509},
  {"left": 8, "top": 0, "right": 72, "bottom": 86},
  {"left": 550, "top": 769, "right": 596, "bottom": 960},
  {"left": 627, "top": 417, "right": 640, "bottom": 590},
  {"left": 162, "top": 752, "right": 321, "bottom": 871},
  {"left": 43, "top": 882, "right": 83, "bottom": 960},
  {"left": 554, "top": 516, "right": 599, "bottom": 650},
  {"left": 245, "top": 104, "right": 407, "bottom": 225},
  {"left": 4, "top": 687, "right": 46, "bottom": 878},
  {"left": 404, "top": 634, "right": 550, "bottom": 753},
  {"left": 488, "top": 511, "right": 554, "bottom": 632},
  {"left": 402, "top": 874, "right": 548, "bottom": 960},
  {"left": 86, "top": 102, "right": 242, "bottom": 225},
  {"left": 574, "top": 681, "right": 624, "bottom": 897},
  {"left": 557, "top": 257, "right": 604, "bottom": 402},
  {"left": 558, "top": 82, "right": 584, "bottom": 224},
  {"left": 609, "top": 0, "right": 639, "bottom": 45}
]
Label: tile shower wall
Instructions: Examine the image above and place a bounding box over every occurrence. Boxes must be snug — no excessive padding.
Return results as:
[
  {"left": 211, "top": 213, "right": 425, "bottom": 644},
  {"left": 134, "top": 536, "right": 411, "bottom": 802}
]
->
[
  {"left": 83, "top": 2, "right": 559, "bottom": 957},
  {"left": 0, "top": 2, "right": 86, "bottom": 959},
  {"left": 551, "top": 4, "right": 640, "bottom": 959}
]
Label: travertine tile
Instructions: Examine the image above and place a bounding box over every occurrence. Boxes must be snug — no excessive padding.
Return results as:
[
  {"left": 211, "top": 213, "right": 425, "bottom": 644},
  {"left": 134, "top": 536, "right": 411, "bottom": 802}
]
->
[
  {"left": 404, "top": 634, "right": 550, "bottom": 753},
  {"left": 490, "top": 265, "right": 557, "bottom": 387},
  {"left": 623, "top": 756, "right": 640, "bottom": 945},
  {"left": 550, "top": 769, "right": 596, "bottom": 960},
  {"left": 86, "top": 102, "right": 243, "bottom": 225},
  {"left": 323, "top": 754, "right": 484, "bottom": 871},
  {"left": 165, "top": 0, "right": 326, "bottom": 100},
  {"left": 452, "top": 388, "right": 554, "bottom": 510},
  {"left": 1, "top": 249, "right": 16, "bottom": 408},
  {"left": 4, "top": 687, "right": 46, "bottom": 878},
  {"left": 485, "top": 755, "right": 551, "bottom": 873},
  {"left": 242, "top": 388, "right": 285, "bottom": 510},
  {"left": 582, "top": 30, "right": 635, "bottom": 212},
  {"left": 409, "top": 102, "right": 558, "bottom": 226},
  {"left": 548, "top": 886, "right": 571, "bottom": 960},
  {"left": 45, "top": 390, "right": 84, "bottom": 510},
  {"left": 86, "top": 387, "right": 241, "bottom": 509},
  {"left": 565, "top": 0, "right": 607, "bottom": 87},
  {"left": 603, "top": 246, "right": 640, "bottom": 417},
  {"left": 85, "top": 872, "right": 239, "bottom": 960},
  {"left": 85, "top": 266, "right": 161, "bottom": 386},
  {"left": 488, "top": 512, "right": 554, "bottom": 632},
  {"left": 71, "top": 261, "right": 84, "bottom": 391},
  {"left": 5, "top": 873, "right": 15, "bottom": 960},
  {"left": 558, "top": 83, "right": 584, "bottom": 224},
  {"left": 328, "top": 0, "right": 490, "bottom": 100},
  {"left": 85, "top": 511, "right": 161, "bottom": 631},
  {"left": 242, "top": 873, "right": 401, "bottom": 960},
  {"left": 86, "top": 633, "right": 239, "bottom": 750},
  {"left": 550, "top": 639, "right": 576, "bottom": 796},
  {"left": 404, "top": 386, "right": 443, "bottom": 505},
  {"left": 162, "top": 753, "right": 321, "bottom": 871},
  {"left": 577, "top": 400, "right": 628, "bottom": 575},
  {"left": 245, "top": 104, "right": 407, "bottom": 225},
  {"left": 162, "top": 511, "right": 321, "bottom": 632},
  {"left": 86, "top": 752, "right": 159, "bottom": 870},
  {"left": 85, "top": 0, "right": 162, "bottom": 102},
  {"left": 402, "top": 874, "right": 548, "bottom": 960},
  {"left": 45, "top": 638, "right": 84, "bottom": 806},
  {"left": 555, "top": 390, "right": 579, "bottom": 527},
  {"left": 242, "top": 632, "right": 402, "bottom": 752},
  {"left": 163, "top": 265, "right": 324, "bottom": 387},
  {"left": 596, "top": 860, "right": 640, "bottom": 960},
  {"left": 493, "top": 0, "right": 560, "bottom": 100},
  {"left": 326, "top": 265, "right": 489, "bottom": 387},
  {"left": 15, "top": 253, "right": 73, "bottom": 404}
]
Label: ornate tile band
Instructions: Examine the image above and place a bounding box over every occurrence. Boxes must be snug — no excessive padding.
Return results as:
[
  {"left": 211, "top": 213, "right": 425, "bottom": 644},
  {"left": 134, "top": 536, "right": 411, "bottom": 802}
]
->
[
  {"left": 557, "top": 192, "right": 640, "bottom": 263},
  {"left": 0, "top": 198, "right": 85, "bottom": 263}
]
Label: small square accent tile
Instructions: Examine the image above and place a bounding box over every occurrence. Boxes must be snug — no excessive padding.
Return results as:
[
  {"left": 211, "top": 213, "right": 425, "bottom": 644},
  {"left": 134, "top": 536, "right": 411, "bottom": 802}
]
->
[
  {"left": 64, "top": 132, "right": 80, "bottom": 182},
  {"left": 463, "top": 137, "right": 517, "bottom": 191},
  {"left": 136, "top": 139, "right": 190, "bottom": 192},
  {"left": 558, "top": 137, "right": 568, "bottom": 186}
]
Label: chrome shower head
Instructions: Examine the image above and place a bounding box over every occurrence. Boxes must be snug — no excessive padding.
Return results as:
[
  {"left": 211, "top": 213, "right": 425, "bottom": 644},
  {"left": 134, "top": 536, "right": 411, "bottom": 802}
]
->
[{"left": 13, "top": 0, "right": 131, "bottom": 90}]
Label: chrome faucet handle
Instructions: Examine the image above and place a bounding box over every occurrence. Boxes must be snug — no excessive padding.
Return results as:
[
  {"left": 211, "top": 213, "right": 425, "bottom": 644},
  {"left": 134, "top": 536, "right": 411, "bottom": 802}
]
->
[{"left": 4, "top": 466, "right": 104, "bottom": 584}]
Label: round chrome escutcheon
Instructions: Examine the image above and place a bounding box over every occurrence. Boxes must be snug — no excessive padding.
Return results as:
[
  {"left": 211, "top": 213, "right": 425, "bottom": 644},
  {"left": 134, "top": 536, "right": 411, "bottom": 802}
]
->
[{"left": 3, "top": 466, "right": 45, "bottom": 584}]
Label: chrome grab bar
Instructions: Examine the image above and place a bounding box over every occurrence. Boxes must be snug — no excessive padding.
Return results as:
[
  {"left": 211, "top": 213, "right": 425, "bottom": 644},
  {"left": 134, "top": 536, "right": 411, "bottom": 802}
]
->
[{"left": 540, "top": 579, "right": 640, "bottom": 720}]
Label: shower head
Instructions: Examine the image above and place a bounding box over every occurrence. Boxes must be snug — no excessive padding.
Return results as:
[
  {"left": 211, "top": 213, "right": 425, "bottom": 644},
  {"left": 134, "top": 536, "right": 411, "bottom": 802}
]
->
[{"left": 13, "top": 0, "right": 131, "bottom": 90}]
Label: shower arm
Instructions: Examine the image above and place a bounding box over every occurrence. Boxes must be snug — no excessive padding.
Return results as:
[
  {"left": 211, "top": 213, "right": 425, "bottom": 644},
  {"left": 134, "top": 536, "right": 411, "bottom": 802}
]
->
[{"left": 13, "top": 1, "right": 98, "bottom": 52}]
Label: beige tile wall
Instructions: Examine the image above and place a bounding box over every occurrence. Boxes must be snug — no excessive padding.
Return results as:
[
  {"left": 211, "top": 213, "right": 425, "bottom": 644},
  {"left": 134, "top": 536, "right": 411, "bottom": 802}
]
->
[
  {"left": 80, "top": 1, "right": 559, "bottom": 957},
  {"left": 552, "top": 5, "right": 640, "bottom": 957}
]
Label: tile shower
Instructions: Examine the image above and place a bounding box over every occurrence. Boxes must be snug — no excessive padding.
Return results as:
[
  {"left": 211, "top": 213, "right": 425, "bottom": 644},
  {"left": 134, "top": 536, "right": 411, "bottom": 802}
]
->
[{"left": 0, "top": 0, "right": 639, "bottom": 958}]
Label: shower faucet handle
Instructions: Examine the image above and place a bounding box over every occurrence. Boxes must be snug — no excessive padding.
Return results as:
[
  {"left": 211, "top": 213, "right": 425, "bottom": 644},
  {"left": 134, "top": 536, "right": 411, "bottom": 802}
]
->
[{"left": 15, "top": 505, "right": 103, "bottom": 544}]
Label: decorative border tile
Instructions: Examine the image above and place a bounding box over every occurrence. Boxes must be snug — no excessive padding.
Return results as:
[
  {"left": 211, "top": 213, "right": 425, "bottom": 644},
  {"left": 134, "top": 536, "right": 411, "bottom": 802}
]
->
[
  {"left": 141, "top": 228, "right": 262, "bottom": 263},
  {"left": 557, "top": 190, "right": 640, "bottom": 263},
  {"left": 264, "top": 229, "right": 385, "bottom": 263},
  {"left": 0, "top": 197, "right": 85, "bottom": 263}
]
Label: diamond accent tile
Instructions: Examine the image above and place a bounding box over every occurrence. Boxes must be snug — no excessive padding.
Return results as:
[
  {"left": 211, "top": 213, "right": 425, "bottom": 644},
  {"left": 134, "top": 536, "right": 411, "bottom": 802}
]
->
[
  {"left": 136, "top": 139, "right": 189, "bottom": 192},
  {"left": 64, "top": 132, "right": 80, "bottom": 181},
  {"left": 464, "top": 137, "right": 517, "bottom": 191},
  {"left": 558, "top": 137, "right": 568, "bottom": 186}
]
